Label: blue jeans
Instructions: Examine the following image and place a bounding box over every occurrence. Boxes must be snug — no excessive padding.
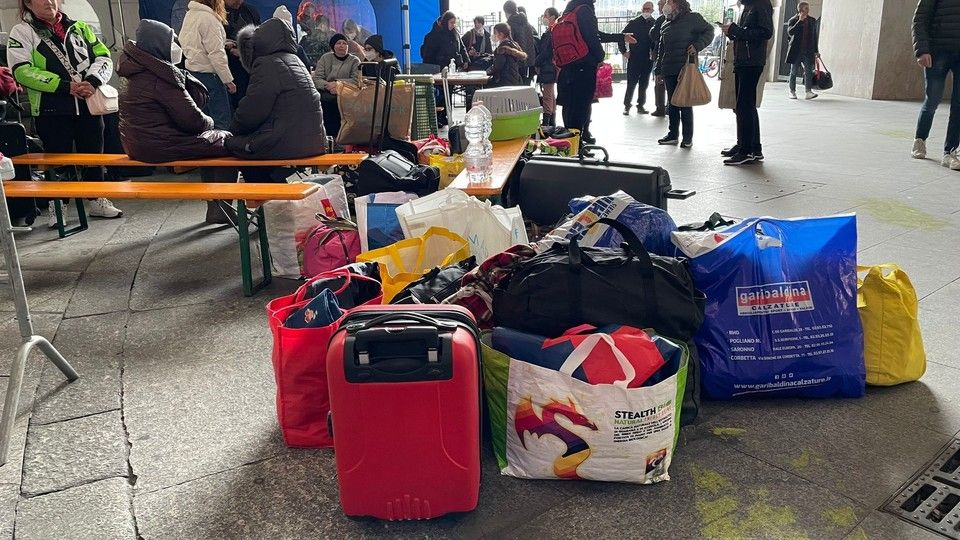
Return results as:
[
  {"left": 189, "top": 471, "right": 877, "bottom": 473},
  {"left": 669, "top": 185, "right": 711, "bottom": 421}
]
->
[
  {"left": 915, "top": 50, "right": 960, "bottom": 154},
  {"left": 190, "top": 71, "right": 232, "bottom": 130}
]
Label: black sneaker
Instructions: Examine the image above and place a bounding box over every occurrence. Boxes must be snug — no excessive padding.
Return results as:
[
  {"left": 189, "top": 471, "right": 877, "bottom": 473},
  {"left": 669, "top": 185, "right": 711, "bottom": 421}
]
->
[
  {"left": 680, "top": 140, "right": 693, "bottom": 148},
  {"left": 658, "top": 135, "right": 679, "bottom": 145},
  {"left": 623, "top": 107, "right": 631, "bottom": 116},
  {"left": 637, "top": 106, "right": 649, "bottom": 114},
  {"left": 723, "top": 153, "right": 754, "bottom": 166},
  {"left": 720, "top": 145, "right": 740, "bottom": 157},
  {"left": 749, "top": 151, "right": 765, "bottom": 162},
  {"left": 651, "top": 108, "right": 666, "bottom": 117},
  {"left": 582, "top": 133, "right": 596, "bottom": 144}
]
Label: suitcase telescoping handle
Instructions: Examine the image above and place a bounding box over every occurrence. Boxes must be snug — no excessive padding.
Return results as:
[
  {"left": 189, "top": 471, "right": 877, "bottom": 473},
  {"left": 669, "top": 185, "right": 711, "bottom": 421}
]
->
[
  {"left": 578, "top": 145, "right": 609, "bottom": 164},
  {"left": 342, "top": 312, "right": 458, "bottom": 383}
]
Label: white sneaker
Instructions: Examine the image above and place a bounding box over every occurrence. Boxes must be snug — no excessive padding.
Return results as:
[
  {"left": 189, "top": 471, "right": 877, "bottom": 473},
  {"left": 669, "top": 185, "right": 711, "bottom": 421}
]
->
[
  {"left": 805, "top": 91, "right": 818, "bottom": 100},
  {"left": 912, "top": 138, "right": 927, "bottom": 159},
  {"left": 942, "top": 151, "right": 960, "bottom": 170},
  {"left": 47, "top": 203, "right": 69, "bottom": 229},
  {"left": 788, "top": 91, "right": 797, "bottom": 99},
  {"left": 87, "top": 198, "right": 123, "bottom": 219}
]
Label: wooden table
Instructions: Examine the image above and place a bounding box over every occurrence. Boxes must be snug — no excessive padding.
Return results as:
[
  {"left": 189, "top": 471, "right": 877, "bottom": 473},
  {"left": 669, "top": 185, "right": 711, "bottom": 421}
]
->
[{"left": 450, "top": 136, "right": 529, "bottom": 197}]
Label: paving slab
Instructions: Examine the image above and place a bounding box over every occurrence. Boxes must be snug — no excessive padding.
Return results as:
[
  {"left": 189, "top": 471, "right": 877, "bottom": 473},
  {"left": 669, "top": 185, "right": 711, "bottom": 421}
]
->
[
  {"left": 0, "top": 271, "right": 80, "bottom": 314},
  {"left": 31, "top": 368, "right": 121, "bottom": 426},
  {"left": 104, "top": 200, "right": 178, "bottom": 246},
  {"left": 124, "top": 303, "right": 285, "bottom": 493},
  {"left": 512, "top": 431, "right": 866, "bottom": 540},
  {"left": 15, "top": 477, "right": 135, "bottom": 540},
  {"left": 0, "top": 314, "right": 61, "bottom": 376},
  {"left": 128, "top": 226, "right": 257, "bottom": 311},
  {"left": 13, "top": 245, "right": 101, "bottom": 272},
  {"left": 858, "top": 242, "right": 960, "bottom": 300},
  {"left": 700, "top": 399, "right": 949, "bottom": 508},
  {"left": 0, "top": 484, "right": 16, "bottom": 540},
  {"left": 860, "top": 361, "right": 960, "bottom": 438},
  {"left": 65, "top": 242, "right": 149, "bottom": 318},
  {"left": 919, "top": 309, "right": 960, "bottom": 371},
  {"left": 20, "top": 410, "right": 128, "bottom": 497},
  {"left": 48, "top": 311, "right": 126, "bottom": 372}
]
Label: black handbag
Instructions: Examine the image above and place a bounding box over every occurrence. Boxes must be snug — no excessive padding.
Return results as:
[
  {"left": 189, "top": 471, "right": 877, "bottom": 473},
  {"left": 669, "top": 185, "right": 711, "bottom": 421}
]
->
[
  {"left": 814, "top": 58, "right": 833, "bottom": 90},
  {"left": 492, "top": 218, "right": 706, "bottom": 341},
  {"left": 355, "top": 150, "right": 441, "bottom": 197},
  {"left": 390, "top": 257, "right": 477, "bottom": 304}
]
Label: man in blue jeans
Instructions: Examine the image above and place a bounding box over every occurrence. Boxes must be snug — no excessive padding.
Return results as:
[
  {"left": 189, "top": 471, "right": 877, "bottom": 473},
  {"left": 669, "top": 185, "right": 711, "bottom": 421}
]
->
[{"left": 912, "top": 0, "right": 960, "bottom": 170}]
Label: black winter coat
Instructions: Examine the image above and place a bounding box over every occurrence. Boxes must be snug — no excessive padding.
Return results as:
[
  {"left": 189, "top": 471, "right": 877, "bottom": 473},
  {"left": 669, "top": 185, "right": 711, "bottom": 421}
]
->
[
  {"left": 654, "top": 11, "right": 713, "bottom": 78},
  {"left": 728, "top": 0, "right": 774, "bottom": 68},
  {"left": 785, "top": 15, "right": 818, "bottom": 63},
  {"left": 620, "top": 16, "right": 656, "bottom": 65},
  {"left": 420, "top": 24, "right": 468, "bottom": 68},
  {"left": 462, "top": 28, "right": 493, "bottom": 56},
  {"left": 226, "top": 18, "right": 326, "bottom": 160},
  {"left": 535, "top": 29, "right": 557, "bottom": 84},
  {"left": 913, "top": 0, "right": 960, "bottom": 56},
  {"left": 116, "top": 41, "right": 229, "bottom": 163},
  {"left": 507, "top": 13, "right": 538, "bottom": 68},
  {"left": 489, "top": 39, "right": 528, "bottom": 87}
]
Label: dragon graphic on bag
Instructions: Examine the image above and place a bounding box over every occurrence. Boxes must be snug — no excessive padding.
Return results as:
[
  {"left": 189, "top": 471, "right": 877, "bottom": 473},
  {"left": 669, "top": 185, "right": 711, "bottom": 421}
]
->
[{"left": 514, "top": 396, "right": 598, "bottom": 479}]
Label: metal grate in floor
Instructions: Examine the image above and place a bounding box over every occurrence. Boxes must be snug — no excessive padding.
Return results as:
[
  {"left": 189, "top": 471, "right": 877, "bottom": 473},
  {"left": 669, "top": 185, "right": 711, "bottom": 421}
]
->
[{"left": 885, "top": 438, "right": 960, "bottom": 539}]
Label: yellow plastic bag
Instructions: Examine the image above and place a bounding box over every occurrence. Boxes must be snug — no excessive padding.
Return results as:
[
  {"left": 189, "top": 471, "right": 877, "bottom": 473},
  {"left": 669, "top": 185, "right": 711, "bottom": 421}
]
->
[
  {"left": 428, "top": 154, "right": 465, "bottom": 189},
  {"left": 857, "top": 264, "right": 926, "bottom": 386},
  {"left": 357, "top": 227, "right": 470, "bottom": 302}
]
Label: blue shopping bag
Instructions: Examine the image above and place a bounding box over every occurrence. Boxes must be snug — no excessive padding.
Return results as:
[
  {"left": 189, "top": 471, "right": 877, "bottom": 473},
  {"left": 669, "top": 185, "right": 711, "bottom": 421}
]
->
[{"left": 683, "top": 215, "right": 865, "bottom": 400}]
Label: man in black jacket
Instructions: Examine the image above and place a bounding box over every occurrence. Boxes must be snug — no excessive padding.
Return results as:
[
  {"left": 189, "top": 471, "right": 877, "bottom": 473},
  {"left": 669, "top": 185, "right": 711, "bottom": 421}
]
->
[
  {"left": 721, "top": 0, "right": 773, "bottom": 165},
  {"left": 912, "top": 0, "right": 960, "bottom": 168},
  {"left": 504, "top": 1, "right": 538, "bottom": 84},
  {"left": 785, "top": 2, "right": 820, "bottom": 100},
  {"left": 620, "top": 2, "right": 657, "bottom": 115},
  {"left": 648, "top": 0, "right": 668, "bottom": 116}
]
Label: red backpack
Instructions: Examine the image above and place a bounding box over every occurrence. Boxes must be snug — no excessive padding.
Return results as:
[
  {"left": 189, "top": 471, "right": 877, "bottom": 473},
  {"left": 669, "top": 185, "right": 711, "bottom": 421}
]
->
[{"left": 552, "top": 5, "right": 590, "bottom": 68}]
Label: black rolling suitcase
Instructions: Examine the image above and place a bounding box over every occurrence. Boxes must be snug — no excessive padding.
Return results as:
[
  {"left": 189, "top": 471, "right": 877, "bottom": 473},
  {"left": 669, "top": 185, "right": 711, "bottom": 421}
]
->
[{"left": 513, "top": 145, "right": 695, "bottom": 226}]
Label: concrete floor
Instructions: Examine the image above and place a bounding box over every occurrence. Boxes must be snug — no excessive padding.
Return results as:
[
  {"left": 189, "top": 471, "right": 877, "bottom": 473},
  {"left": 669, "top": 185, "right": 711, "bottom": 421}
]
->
[{"left": 0, "top": 81, "right": 958, "bottom": 539}]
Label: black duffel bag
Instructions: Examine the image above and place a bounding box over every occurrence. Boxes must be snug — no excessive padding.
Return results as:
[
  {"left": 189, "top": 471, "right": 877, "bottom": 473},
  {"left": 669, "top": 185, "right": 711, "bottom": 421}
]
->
[
  {"left": 390, "top": 257, "right": 477, "bottom": 304},
  {"left": 355, "top": 150, "right": 440, "bottom": 197},
  {"left": 492, "top": 218, "right": 705, "bottom": 341}
]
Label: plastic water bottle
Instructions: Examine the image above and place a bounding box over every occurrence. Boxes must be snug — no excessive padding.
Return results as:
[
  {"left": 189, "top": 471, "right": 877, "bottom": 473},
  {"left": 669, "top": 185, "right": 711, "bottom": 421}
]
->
[
  {"left": 448, "top": 58, "right": 457, "bottom": 75},
  {"left": 463, "top": 101, "right": 493, "bottom": 183}
]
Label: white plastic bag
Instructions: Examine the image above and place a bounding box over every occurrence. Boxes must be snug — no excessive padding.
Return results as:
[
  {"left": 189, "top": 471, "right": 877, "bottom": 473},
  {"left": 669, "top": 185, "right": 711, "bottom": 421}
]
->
[
  {"left": 355, "top": 192, "right": 419, "bottom": 253},
  {"left": 263, "top": 186, "right": 328, "bottom": 278},
  {"left": 396, "top": 189, "right": 528, "bottom": 261},
  {"left": 301, "top": 174, "right": 350, "bottom": 220}
]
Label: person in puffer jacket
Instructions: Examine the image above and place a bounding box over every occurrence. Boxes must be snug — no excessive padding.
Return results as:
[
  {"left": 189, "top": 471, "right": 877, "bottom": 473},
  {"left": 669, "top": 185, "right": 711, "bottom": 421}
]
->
[
  {"left": 226, "top": 17, "right": 327, "bottom": 180},
  {"left": 117, "top": 20, "right": 231, "bottom": 164},
  {"left": 488, "top": 24, "right": 528, "bottom": 87},
  {"left": 912, "top": 0, "right": 960, "bottom": 167}
]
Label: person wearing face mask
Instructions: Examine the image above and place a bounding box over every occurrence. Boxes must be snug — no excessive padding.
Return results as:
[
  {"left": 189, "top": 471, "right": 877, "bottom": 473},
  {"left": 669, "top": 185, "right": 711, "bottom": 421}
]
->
[
  {"left": 7, "top": 0, "right": 123, "bottom": 224},
  {"left": 360, "top": 34, "right": 395, "bottom": 77},
  {"left": 463, "top": 16, "right": 493, "bottom": 64},
  {"left": 653, "top": 0, "right": 713, "bottom": 148},
  {"left": 648, "top": 0, "right": 668, "bottom": 116},
  {"left": 535, "top": 8, "right": 559, "bottom": 126},
  {"left": 313, "top": 33, "right": 361, "bottom": 137},
  {"left": 620, "top": 2, "right": 657, "bottom": 115}
]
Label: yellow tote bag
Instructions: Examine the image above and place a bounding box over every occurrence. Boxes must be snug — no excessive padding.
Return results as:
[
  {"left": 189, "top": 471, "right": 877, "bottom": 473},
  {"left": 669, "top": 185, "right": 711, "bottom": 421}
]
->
[
  {"left": 357, "top": 227, "right": 470, "bottom": 302},
  {"left": 857, "top": 264, "right": 926, "bottom": 386}
]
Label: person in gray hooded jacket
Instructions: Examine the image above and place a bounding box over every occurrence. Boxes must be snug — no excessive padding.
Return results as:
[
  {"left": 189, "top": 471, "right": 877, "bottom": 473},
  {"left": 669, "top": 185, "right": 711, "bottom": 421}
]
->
[{"left": 226, "top": 17, "right": 327, "bottom": 180}]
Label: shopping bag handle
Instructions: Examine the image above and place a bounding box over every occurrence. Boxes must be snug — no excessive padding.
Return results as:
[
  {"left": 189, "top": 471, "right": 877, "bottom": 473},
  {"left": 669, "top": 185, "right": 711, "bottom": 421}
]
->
[
  {"left": 816, "top": 56, "right": 828, "bottom": 71},
  {"left": 678, "top": 212, "right": 735, "bottom": 232},
  {"left": 569, "top": 218, "right": 654, "bottom": 275},
  {"left": 296, "top": 269, "right": 353, "bottom": 302},
  {"left": 559, "top": 333, "right": 636, "bottom": 388}
]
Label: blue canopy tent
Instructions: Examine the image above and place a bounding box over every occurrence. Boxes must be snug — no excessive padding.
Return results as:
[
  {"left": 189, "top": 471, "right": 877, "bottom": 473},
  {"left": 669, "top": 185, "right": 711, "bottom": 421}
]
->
[{"left": 136, "top": 0, "right": 440, "bottom": 68}]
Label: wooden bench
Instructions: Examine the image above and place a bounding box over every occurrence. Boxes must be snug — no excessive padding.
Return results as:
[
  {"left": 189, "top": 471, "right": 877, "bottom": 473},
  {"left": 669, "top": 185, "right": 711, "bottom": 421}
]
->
[
  {"left": 11, "top": 152, "right": 366, "bottom": 168},
  {"left": 449, "top": 136, "right": 529, "bottom": 198},
  {"left": 4, "top": 181, "right": 319, "bottom": 296}
]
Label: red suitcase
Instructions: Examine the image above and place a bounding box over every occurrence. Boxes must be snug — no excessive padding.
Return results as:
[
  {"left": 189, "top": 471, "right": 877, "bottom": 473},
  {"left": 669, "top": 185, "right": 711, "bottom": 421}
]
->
[{"left": 326, "top": 305, "right": 481, "bottom": 520}]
